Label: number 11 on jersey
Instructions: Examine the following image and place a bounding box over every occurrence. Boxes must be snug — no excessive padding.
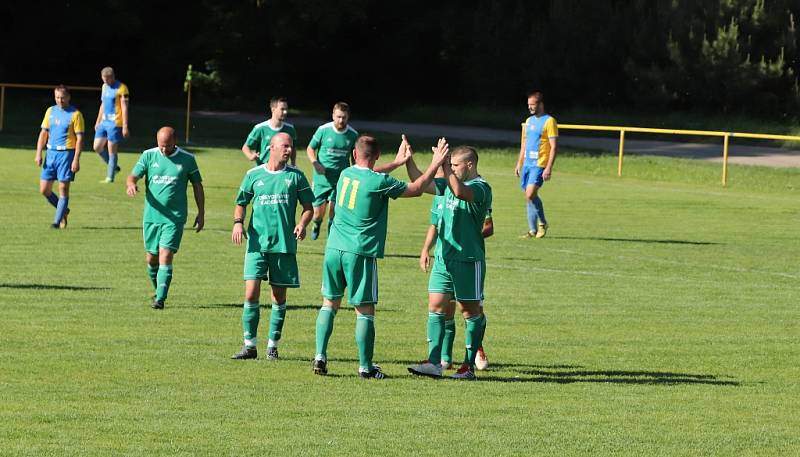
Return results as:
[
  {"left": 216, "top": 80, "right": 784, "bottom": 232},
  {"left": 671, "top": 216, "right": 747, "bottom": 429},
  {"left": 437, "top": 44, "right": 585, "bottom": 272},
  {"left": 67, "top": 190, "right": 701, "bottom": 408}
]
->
[{"left": 338, "top": 177, "right": 360, "bottom": 209}]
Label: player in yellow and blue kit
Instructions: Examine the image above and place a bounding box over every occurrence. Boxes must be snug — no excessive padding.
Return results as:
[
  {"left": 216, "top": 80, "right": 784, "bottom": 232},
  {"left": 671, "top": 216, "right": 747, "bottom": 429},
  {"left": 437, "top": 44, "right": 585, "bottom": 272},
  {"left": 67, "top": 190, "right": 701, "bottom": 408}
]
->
[
  {"left": 515, "top": 91, "right": 558, "bottom": 238},
  {"left": 35, "top": 85, "right": 84, "bottom": 229},
  {"left": 93, "top": 67, "right": 130, "bottom": 183}
]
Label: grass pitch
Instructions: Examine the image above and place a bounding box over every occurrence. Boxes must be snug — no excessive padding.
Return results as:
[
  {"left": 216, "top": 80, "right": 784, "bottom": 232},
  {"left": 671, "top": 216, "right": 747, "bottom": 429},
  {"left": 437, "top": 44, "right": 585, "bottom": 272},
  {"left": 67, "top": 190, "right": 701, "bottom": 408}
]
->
[{"left": 0, "top": 105, "right": 798, "bottom": 456}]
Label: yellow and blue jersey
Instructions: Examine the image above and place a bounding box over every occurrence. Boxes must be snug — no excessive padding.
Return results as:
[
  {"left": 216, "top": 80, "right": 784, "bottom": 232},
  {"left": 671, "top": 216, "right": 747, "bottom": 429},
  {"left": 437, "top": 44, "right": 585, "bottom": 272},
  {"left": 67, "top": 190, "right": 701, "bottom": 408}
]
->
[
  {"left": 100, "top": 81, "right": 130, "bottom": 127},
  {"left": 41, "top": 105, "right": 85, "bottom": 150},
  {"left": 523, "top": 114, "right": 558, "bottom": 167}
]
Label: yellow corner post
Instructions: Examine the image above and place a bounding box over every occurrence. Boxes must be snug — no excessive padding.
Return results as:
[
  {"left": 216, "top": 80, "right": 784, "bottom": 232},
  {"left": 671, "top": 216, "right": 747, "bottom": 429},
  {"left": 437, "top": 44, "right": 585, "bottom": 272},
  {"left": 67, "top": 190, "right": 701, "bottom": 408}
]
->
[
  {"left": 184, "top": 64, "right": 193, "bottom": 144},
  {"left": 617, "top": 129, "right": 625, "bottom": 176},
  {"left": 0, "top": 85, "right": 6, "bottom": 132},
  {"left": 722, "top": 134, "right": 730, "bottom": 186}
]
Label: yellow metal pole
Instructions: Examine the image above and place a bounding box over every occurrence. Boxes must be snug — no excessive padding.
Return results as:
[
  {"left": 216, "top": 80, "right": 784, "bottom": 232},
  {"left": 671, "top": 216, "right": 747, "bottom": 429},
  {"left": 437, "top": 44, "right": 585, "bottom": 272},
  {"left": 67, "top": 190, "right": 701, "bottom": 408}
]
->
[
  {"left": 617, "top": 129, "right": 625, "bottom": 177},
  {"left": 722, "top": 134, "right": 730, "bottom": 186},
  {"left": 185, "top": 82, "right": 191, "bottom": 144},
  {"left": 0, "top": 85, "right": 5, "bottom": 132}
]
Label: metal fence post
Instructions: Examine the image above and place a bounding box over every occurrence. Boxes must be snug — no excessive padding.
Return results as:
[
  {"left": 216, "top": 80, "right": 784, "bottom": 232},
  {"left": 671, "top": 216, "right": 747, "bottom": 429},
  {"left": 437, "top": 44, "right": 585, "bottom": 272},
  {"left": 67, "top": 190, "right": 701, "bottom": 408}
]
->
[
  {"left": 617, "top": 129, "right": 625, "bottom": 176},
  {"left": 722, "top": 134, "right": 730, "bottom": 186}
]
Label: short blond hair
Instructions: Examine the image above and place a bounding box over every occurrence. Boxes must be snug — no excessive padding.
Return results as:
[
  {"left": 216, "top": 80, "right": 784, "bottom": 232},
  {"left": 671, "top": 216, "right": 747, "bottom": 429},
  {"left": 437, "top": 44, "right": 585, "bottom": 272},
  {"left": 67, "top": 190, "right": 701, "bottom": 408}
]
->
[{"left": 101, "top": 67, "right": 114, "bottom": 76}]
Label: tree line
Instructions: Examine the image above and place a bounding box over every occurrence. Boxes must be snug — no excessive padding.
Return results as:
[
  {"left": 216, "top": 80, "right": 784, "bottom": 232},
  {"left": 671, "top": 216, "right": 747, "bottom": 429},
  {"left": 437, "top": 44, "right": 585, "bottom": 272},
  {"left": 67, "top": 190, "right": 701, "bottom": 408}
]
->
[{"left": 3, "top": 0, "right": 797, "bottom": 117}]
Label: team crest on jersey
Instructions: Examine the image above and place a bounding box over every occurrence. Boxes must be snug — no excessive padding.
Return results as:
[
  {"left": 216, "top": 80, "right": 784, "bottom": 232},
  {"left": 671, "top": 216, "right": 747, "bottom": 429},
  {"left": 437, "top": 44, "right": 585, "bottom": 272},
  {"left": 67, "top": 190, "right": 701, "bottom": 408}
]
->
[
  {"left": 285, "top": 179, "right": 292, "bottom": 187},
  {"left": 176, "top": 164, "right": 183, "bottom": 171},
  {"left": 54, "top": 118, "right": 62, "bottom": 126}
]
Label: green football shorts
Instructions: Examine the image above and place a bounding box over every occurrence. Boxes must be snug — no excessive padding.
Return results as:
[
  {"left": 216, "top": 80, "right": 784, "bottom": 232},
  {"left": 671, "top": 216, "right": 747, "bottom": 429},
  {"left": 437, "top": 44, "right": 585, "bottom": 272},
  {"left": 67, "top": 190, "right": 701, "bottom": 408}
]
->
[
  {"left": 321, "top": 248, "right": 378, "bottom": 305},
  {"left": 428, "top": 257, "right": 485, "bottom": 302},
  {"left": 312, "top": 170, "right": 340, "bottom": 208},
  {"left": 143, "top": 222, "right": 183, "bottom": 254},
  {"left": 243, "top": 251, "right": 300, "bottom": 287}
]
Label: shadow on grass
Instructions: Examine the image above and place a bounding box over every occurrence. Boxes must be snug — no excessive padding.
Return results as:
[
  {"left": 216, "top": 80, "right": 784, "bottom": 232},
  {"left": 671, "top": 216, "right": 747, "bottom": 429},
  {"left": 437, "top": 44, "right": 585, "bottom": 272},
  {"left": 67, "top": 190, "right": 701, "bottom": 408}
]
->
[
  {"left": 195, "top": 303, "right": 399, "bottom": 312},
  {"left": 197, "top": 303, "right": 321, "bottom": 311},
  {"left": 483, "top": 367, "right": 740, "bottom": 386},
  {"left": 551, "top": 235, "right": 720, "bottom": 246},
  {"left": 80, "top": 226, "right": 141, "bottom": 230},
  {"left": 287, "top": 358, "right": 737, "bottom": 385},
  {"left": 0, "top": 283, "right": 111, "bottom": 291}
]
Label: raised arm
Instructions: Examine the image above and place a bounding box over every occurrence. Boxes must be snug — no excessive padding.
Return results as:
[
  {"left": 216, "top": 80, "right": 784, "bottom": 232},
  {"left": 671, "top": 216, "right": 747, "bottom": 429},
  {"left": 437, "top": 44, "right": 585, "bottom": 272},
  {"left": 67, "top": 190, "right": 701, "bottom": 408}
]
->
[
  {"left": 374, "top": 135, "right": 411, "bottom": 173},
  {"left": 403, "top": 135, "right": 437, "bottom": 194},
  {"left": 402, "top": 137, "right": 449, "bottom": 197},
  {"left": 442, "top": 158, "right": 475, "bottom": 202}
]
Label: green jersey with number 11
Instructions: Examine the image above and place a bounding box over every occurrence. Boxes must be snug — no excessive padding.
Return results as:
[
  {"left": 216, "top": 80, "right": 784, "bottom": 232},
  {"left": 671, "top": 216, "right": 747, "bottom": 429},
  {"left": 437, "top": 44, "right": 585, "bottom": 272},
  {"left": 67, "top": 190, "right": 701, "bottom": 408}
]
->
[{"left": 325, "top": 166, "right": 408, "bottom": 258}]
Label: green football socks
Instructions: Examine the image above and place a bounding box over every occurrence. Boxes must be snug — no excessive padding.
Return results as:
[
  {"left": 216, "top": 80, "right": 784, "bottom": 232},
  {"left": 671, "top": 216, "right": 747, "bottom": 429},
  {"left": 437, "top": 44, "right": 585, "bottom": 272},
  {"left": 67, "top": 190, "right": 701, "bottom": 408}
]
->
[
  {"left": 426, "top": 311, "right": 446, "bottom": 366},
  {"left": 242, "top": 301, "right": 260, "bottom": 348},
  {"left": 314, "top": 306, "right": 337, "bottom": 360},
  {"left": 155, "top": 265, "right": 173, "bottom": 301},
  {"left": 268, "top": 302, "right": 287, "bottom": 347},
  {"left": 464, "top": 314, "right": 487, "bottom": 367},
  {"left": 147, "top": 264, "right": 158, "bottom": 291},
  {"left": 442, "top": 318, "right": 456, "bottom": 364},
  {"left": 355, "top": 313, "right": 375, "bottom": 371}
]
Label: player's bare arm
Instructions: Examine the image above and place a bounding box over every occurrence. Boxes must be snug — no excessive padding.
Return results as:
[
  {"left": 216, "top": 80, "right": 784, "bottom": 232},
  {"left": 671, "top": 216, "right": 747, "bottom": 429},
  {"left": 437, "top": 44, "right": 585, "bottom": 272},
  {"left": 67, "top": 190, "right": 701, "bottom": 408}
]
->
[
  {"left": 374, "top": 135, "right": 411, "bottom": 173},
  {"left": 420, "top": 224, "right": 437, "bottom": 272},
  {"left": 71, "top": 133, "right": 83, "bottom": 173},
  {"left": 192, "top": 181, "right": 205, "bottom": 232},
  {"left": 543, "top": 137, "right": 557, "bottom": 180},
  {"left": 404, "top": 136, "right": 439, "bottom": 195},
  {"left": 306, "top": 145, "right": 326, "bottom": 174},
  {"left": 294, "top": 201, "right": 313, "bottom": 240},
  {"left": 121, "top": 94, "right": 130, "bottom": 138},
  {"left": 232, "top": 204, "right": 247, "bottom": 244},
  {"left": 35, "top": 130, "right": 48, "bottom": 167},
  {"left": 515, "top": 129, "right": 526, "bottom": 177},
  {"left": 95, "top": 104, "right": 103, "bottom": 130},
  {"left": 241, "top": 144, "right": 259, "bottom": 161},
  {"left": 126, "top": 175, "right": 140, "bottom": 197},
  {"left": 403, "top": 138, "right": 449, "bottom": 197},
  {"left": 482, "top": 217, "right": 494, "bottom": 238},
  {"left": 443, "top": 158, "right": 475, "bottom": 202}
]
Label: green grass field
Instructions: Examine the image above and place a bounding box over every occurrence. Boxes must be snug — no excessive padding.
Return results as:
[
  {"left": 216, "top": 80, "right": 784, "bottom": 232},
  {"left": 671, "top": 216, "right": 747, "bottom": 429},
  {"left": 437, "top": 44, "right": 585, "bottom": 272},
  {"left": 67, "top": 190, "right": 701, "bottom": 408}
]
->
[{"left": 1, "top": 103, "right": 799, "bottom": 456}]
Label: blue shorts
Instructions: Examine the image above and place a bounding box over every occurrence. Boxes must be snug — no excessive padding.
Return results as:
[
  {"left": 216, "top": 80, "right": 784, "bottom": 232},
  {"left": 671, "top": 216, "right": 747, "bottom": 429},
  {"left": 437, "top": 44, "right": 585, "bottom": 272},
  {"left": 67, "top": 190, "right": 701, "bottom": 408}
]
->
[
  {"left": 41, "top": 150, "right": 75, "bottom": 182},
  {"left": 95, "top": 122, "right": 124, "bottom": 144},
  {"left": 520, "top": 165, "right": 544, "bottom": 189}
]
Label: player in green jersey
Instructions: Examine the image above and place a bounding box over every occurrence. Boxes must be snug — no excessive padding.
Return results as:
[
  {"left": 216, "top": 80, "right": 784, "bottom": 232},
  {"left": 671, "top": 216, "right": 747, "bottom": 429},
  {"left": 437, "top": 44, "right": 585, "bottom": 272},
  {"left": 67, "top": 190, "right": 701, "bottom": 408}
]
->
[
  {"left": 305, "top": 102, "right": 358, "bottom": 240},
  {"left": 241, "top": 96, "right": 298, "bottom": 166},
  {"left": 312, "top": 135, "right": 450, "bottom": 379},
  {"left": 126, "top": 127, "right": 205, "bottom": 310},
  {"left": 406, "top": 145, "right": 492, "bottom": 380},
  {"left": 230, "top": 133, "right": 314, "bottom": 360},
  {"left": 419, "top": 187, "right": 494, "bottom": 371}
]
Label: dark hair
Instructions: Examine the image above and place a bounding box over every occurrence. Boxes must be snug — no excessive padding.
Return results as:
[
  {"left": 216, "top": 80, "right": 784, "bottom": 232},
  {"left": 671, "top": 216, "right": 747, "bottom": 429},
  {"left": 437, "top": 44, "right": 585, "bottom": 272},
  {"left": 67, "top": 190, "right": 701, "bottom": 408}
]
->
[
  {"left": 269, "top": 96, "right": 288, "bottom": 108},
  {"left": 452, "top": 145, "right": 478, "bottom": 164},
  {"left": 54, "top": 84, "right": 70, "bottom": 94}
]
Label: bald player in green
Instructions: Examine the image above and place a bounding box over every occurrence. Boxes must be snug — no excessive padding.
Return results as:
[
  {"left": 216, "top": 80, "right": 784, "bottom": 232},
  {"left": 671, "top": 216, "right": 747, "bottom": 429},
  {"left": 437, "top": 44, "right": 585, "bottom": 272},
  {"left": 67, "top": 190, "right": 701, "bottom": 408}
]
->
[
  {"left": 230, "top": 133, "right": 314, "bottom": 361},
  {"left": 312, "top": 135, "right": 450, "bottom": 379},
  {"left": 127, "top": 127, "right": 205, "bottom": 310}
]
